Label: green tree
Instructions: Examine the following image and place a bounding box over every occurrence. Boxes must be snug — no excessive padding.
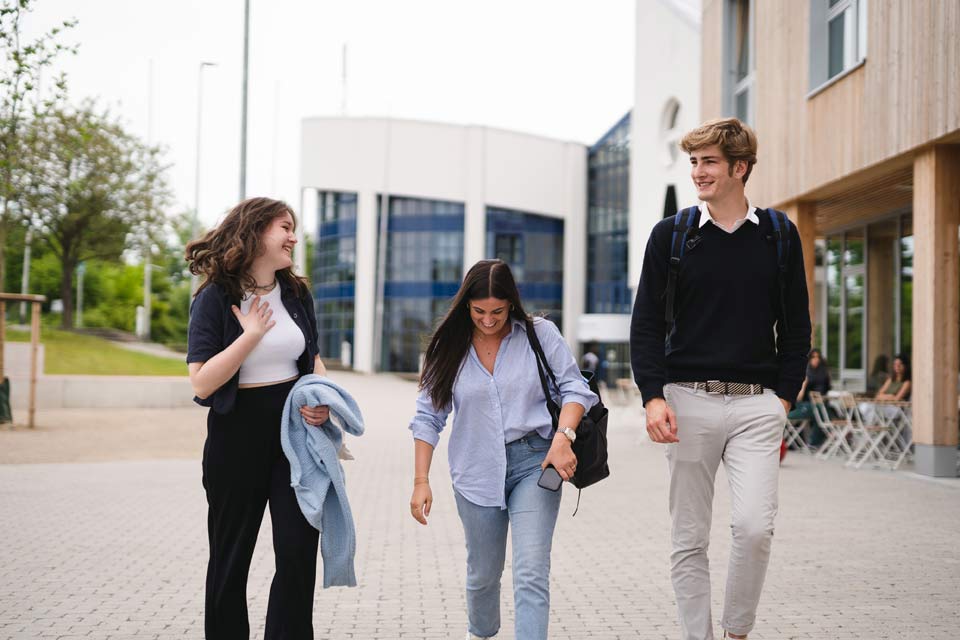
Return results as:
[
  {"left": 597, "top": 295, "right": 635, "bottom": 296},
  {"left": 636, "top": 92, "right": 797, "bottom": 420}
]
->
[
  {"left": 21, "top": 101, "right": 171, "bottom": 327},
  {"left": 0, "top": 0, "right": 75, "bottom": 290}
]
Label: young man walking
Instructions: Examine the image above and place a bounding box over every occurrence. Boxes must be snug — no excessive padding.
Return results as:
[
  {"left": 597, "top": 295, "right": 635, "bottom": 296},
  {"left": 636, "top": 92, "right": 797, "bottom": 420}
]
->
[{"left": 630, "top": 118, "right": 811, "bottom": 640}]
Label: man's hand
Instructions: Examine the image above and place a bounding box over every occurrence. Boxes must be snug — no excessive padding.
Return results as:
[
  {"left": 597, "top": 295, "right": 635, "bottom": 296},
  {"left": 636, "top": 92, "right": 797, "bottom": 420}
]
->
[{"left": 645, "top": 397, "right": 679, "bottom": 443}]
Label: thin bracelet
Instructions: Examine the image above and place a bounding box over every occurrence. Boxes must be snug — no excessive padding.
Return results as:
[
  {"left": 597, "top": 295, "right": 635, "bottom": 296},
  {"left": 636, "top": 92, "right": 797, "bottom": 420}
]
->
[{"left": 414, "top": 476, "right": 430, "bottom": 485}]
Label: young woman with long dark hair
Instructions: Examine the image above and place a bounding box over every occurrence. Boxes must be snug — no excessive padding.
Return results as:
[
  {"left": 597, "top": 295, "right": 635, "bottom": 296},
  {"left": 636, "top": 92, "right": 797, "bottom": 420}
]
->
[
  {"left": 185, "top": 197, "right": 329, "bottom": 639},
  {"left": 407, "top": 259, "right": 597, "bottom": 640}
]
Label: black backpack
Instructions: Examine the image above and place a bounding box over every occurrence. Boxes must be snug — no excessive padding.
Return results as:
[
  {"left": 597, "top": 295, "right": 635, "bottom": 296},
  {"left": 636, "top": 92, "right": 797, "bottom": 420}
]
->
[
  {"left": 664, "top": 206, "right": 793, "bottom": 333},
  {"left": 525, "top": 320, "right": 610, "bottom": 514}
]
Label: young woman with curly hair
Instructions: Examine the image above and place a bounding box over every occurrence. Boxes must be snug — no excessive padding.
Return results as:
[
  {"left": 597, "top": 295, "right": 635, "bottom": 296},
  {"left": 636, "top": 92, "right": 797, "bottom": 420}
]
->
[{"left": 185, "top": 197, "right": 329, "bottom": 639}]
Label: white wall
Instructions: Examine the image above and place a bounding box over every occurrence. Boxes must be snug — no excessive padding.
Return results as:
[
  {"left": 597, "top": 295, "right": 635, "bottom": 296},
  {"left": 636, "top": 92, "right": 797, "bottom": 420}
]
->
[
  {"left": 629, "top": 0, "right": 702, "bottom": 289},
  {"left": 301, "top": 117, "right": 587, "bottom": 372}
]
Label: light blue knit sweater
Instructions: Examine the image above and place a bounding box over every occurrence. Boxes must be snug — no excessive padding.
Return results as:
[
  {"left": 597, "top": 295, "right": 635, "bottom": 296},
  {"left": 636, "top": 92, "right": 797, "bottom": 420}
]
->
[{"left": 280, "top": 374, "right": 364, "bottom": 588}]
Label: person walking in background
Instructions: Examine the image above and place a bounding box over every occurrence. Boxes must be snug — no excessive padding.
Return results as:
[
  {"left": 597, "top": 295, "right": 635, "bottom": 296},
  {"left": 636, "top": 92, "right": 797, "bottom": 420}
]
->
[
  {"left": 630, "top": 118, "right": 811, "bottom": 640},
  {"left": 407, "top": 259, "right": 597, "bottom": 640},
  {"left": 581, "top": 344, "right": 599, "bottom": 376},
  {"left": 185, "top": 197, "right": 331, "bottom": 639}
]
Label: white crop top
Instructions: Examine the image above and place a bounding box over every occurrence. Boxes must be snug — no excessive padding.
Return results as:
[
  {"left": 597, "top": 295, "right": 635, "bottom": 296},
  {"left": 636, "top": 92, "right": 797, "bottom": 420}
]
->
[{"left": 238, "top": 285, "right": 305, "bottom": 385}]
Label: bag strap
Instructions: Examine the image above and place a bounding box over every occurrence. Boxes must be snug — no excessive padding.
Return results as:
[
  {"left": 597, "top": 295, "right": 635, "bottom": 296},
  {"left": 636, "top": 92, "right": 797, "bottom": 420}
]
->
[
  {"left": 765, "top": 208, "right": 792, "bottom": 333},
  {"left": 525, "top": 319, "right": 560, "bottom": 423},
  {"left": 664, "top": 206, "right": 701, "bottom": 328}
]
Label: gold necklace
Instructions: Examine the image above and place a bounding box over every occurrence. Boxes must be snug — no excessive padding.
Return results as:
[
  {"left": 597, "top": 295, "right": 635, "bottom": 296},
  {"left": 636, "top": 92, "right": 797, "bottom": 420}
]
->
[{"left": 474, "top": 329, "right": 505, "bottom": 356}]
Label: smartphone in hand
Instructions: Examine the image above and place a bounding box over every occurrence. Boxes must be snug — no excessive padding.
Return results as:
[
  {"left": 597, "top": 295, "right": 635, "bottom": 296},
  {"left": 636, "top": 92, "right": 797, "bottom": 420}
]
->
[{"left": 537, "top": 465, "right": 562, "bottom": 492}]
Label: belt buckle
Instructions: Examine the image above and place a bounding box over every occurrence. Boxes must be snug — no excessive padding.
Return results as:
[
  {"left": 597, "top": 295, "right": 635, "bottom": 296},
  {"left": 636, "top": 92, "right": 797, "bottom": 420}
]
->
[{"left": 706, "top": 380, "right": 724, "bottom": 394}]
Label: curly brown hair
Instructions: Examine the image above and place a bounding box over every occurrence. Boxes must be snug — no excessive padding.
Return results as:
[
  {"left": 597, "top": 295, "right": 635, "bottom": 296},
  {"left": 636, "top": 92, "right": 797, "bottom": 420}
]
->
[{"left": 185, "top": 197, "right": 309, "bottom": 300}]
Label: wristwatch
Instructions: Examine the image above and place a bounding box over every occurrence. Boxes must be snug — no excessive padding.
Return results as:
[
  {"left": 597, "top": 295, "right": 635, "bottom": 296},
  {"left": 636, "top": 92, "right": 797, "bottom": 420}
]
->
[{"left": 558, "top": 427, "right": 577, "bottom": 443}]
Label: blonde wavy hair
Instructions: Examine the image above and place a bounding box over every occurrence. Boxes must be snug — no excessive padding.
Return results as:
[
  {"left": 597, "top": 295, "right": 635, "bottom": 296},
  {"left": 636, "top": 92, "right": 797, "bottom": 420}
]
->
[{"left": 680, "top": 117, "right": 758, "bottom": 184}]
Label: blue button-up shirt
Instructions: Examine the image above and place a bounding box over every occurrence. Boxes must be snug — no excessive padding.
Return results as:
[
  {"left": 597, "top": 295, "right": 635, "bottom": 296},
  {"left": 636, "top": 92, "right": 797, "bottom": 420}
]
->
[{"left": 409, "top": 317, "right": 598, "bottom": 508}]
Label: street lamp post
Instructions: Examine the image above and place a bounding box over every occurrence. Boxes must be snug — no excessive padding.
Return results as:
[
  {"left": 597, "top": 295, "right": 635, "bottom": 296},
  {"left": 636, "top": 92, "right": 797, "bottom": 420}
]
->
[
  {"left": 239, "top": 0, "right": 250, "bottom": 200},
  {"left": 192, "top": 61, "right": 217, "bottom": 293}
]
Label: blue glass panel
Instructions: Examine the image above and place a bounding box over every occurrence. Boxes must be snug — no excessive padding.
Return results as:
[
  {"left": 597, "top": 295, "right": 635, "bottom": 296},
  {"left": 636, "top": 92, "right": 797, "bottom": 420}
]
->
[
  {"left": 484, "top": 206, "right": 564, "bottom": 326},
  {"left": 380, "top": 195, "right": 465, "bottom": 372},
  {"left": 586, "top": 112, "right": 631, "bottom": 314},
  {"left": 312, "top": 190, "right": 358, "bottom": 362}
]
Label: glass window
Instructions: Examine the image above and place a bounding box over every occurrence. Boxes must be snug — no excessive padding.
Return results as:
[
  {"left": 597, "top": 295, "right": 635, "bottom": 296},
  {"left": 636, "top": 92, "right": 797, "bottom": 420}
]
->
[
  {"left": 843, "top": 228, "right": 866, "bottom": 373},
  {"left": 825, "top": 236, "right": 842, "bottom": 378},
  {"left": 380, "top": 196, "right": 464, "bottom": 372},
  {"left": 486, "top": 207, "right": 564, "bottom": 326},
  {"left": 726, "top": 0, "right": 755, "bottom": 123},
  {"left": 828, "top": 12, "right": 846, "bottom": 78},
  {"left": 587, "top": 112, "right": 631, "bottom": 315},
  {"left": 823, "top": 0, "right": 866, "bottom": 83},
  {"left": 845, "top": 272, "right": 864, "bottom": 370},
  {"left": 900, "top": 214, "right": 913, "bottom": 356},
  {"left": 313, "top": 191, "right": 358, "bottom": 365}
]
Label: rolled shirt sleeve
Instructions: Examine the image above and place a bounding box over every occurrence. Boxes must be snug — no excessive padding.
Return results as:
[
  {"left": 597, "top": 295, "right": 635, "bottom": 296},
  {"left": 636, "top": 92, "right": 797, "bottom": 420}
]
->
[
  {"left": 534, "top": 318, "right": 598, "bottom": 411},
  {"left": 408, "top": 386, "right": 451, "bottom": 448}
]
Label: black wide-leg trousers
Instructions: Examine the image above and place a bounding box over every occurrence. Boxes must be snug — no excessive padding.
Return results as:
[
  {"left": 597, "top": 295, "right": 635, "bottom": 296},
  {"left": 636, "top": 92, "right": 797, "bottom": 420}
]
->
[{"left": 202, "top": 379, "right": 319, "bottom": 640}]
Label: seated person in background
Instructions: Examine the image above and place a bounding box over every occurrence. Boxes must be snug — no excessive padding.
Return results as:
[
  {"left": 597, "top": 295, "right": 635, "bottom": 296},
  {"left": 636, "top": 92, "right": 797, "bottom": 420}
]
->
[
  {"left": 789, "top": 349, "right": 831, "bottom": 447},
  {"left": 875, "top": 353, "right": 911, "bottom": 401}
]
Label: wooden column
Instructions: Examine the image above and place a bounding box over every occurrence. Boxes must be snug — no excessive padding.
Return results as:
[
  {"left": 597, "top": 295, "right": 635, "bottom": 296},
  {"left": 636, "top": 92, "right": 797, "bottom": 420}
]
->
[
  {"left": 783, "top": 201, "right": 818, "bottom": 328},
  {"left": 912, "top": 145, "right": 960, "bottom": 477},
  {"left": 29, "top": 301, "right": 41, "bottom": 429}
]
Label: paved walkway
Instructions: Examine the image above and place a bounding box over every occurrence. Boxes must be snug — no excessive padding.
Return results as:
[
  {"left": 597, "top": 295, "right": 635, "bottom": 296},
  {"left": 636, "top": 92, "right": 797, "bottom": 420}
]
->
[{"left": 1, "top": 372, "right": 958, "bottom": 639}]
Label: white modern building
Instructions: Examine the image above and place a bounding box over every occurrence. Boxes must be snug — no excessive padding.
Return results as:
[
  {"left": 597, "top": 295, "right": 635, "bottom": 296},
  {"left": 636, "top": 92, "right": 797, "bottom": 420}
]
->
[
  {"left": 577, "top": 0, "right": 701, "bottom": 383},
  {"left": 300, "top": 117, "right": 587, "bottom": 373},
  {"left": 300, "top": 0, "right": 702, "bottom": 379},
  {"left": 629, "top": 0, "right": 701, "bottom": 289}
]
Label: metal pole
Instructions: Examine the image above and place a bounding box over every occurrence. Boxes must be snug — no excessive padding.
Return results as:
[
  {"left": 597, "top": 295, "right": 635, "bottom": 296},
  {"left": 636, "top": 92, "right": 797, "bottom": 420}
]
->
[
  {"left": 193, "top": 62, "right": 216, "bottom": 294},
  {"left": 143, "top": 245, "right": 152, "bottom": 340},
  {"left": 19, "top": 227, "right": 32, "bottom": 323},
  {"left": 28, "top": 300, "right": 40, "bottom": 429},
  {"left": 239, "top": 0, "right": 250, "bottom": 200}
]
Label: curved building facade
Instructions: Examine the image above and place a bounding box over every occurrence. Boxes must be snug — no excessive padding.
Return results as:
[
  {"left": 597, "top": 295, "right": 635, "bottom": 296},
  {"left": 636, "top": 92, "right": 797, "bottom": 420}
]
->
[{"left": 301, "top": 117, "right": 587, "bottom": 373}]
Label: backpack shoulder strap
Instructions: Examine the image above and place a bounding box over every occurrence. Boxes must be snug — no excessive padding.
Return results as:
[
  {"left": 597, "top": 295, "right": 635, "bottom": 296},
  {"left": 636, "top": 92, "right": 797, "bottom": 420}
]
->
[
  {"left": 764, "top": 208, "right": 792, "bottom": 332},
  {"left": 664, "top": 206, "right": 701, "bottom": 326}
]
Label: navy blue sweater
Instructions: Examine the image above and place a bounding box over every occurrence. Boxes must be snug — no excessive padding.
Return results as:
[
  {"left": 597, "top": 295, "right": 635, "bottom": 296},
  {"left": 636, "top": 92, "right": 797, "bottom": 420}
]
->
[{"left": 630, "top": 211, "right": 811, "bottom": 406}]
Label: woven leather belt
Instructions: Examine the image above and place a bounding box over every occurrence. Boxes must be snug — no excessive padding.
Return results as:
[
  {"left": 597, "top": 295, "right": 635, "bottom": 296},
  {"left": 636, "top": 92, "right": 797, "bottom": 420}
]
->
[{"left": 673, "top": 381, "right": 766, "bottom": 395}]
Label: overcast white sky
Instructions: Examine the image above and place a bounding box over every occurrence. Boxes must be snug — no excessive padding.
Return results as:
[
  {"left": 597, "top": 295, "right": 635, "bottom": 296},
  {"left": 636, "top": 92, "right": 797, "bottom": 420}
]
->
[{"left": 22, "top": 0, "right": 635, "bottom": 232}]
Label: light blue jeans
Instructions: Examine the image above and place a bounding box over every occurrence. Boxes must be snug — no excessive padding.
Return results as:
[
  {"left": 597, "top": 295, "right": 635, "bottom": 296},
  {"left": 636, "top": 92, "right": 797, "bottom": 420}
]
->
[{"left": 454, "top": 433, "right": 562, "bottom": 640}]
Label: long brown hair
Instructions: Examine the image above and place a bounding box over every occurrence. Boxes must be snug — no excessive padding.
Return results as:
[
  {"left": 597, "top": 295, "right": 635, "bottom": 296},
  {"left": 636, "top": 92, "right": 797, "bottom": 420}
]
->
[
  {"left": 185, "top": 197, "right": 309, "bottom": 300},
  {"left": 420, "top": 259, "right": 530, "bottom": 410}
]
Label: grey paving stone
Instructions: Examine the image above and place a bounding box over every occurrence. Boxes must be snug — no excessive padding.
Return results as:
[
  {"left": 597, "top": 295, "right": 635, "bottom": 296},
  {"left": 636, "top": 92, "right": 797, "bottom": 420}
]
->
[{"left": 1, "top": 373, "right": 958, "bottom": 639}]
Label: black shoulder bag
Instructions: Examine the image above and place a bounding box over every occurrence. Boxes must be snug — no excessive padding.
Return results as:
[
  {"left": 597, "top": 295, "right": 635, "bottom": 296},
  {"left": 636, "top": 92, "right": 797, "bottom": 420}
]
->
[{"left": 524, "top": 320, "right": 610, "bottom": 512}]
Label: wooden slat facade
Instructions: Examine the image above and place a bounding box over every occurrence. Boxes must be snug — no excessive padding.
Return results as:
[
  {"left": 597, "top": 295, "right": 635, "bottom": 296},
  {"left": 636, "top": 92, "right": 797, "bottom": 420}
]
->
[{"left": 700, "top": 0, "right": 960, "bottom": 208}]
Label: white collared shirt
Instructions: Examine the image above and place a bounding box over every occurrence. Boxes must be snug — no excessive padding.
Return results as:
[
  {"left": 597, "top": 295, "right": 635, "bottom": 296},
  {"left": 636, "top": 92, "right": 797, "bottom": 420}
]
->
[{"left": 698, "top": 200, "right": 759, "bottom": 234}]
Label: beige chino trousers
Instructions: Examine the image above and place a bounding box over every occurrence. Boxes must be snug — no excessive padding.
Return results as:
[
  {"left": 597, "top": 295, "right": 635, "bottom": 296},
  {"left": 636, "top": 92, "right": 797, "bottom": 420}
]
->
[{"left": 662, "top": 383, "right": 785, "bottom": 640}]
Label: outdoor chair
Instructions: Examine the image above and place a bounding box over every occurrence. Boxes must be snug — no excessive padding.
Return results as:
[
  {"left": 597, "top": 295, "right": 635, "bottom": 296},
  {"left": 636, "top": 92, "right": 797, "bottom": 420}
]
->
[
  {"left": 783, "top": 413, "right": 810, "bottom": 454},
  {"left": 810, "top": 391, "right": 853, "bottom": 461},
  {"left": 873, "top": 400, "right": 913, "bottom": 470},
  {"left": 836, "top": 392, "right": 894, "bottom": 469}
]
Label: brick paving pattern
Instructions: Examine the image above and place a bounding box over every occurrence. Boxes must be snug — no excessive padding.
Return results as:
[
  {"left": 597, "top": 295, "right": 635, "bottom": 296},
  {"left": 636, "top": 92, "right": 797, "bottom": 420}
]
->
[{"left": 1, "top": 372, "right": 958, "bottom": 639}]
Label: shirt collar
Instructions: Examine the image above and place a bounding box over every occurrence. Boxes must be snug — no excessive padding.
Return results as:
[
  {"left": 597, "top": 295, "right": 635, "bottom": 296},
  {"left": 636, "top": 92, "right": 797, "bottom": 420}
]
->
[{"left": 698, "top": 200, "right": 759, "bottom": 229}]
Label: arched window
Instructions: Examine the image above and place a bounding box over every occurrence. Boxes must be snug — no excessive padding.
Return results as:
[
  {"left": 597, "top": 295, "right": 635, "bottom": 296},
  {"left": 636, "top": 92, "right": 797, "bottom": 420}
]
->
[
  {"left": 662, "top": 185, "right": 678, "bottom": 219},
  {"left": 660, "top": 98, "right": 682, "bottom": 165}
]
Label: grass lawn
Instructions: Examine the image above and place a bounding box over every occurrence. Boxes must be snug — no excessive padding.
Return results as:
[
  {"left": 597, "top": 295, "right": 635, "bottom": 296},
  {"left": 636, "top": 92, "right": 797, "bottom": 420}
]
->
[{"left": 6, "top": 328, "right": 187, "bottom": 376}]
